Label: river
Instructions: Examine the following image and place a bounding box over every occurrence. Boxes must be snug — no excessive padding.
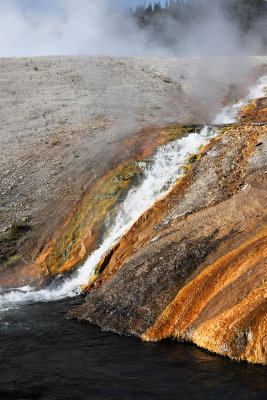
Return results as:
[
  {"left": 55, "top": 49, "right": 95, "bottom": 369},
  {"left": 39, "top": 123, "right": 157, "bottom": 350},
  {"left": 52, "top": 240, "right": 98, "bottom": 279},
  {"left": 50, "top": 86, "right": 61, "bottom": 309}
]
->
[{"left": 0, "top": 297, "right": 266, "bottom": 400}]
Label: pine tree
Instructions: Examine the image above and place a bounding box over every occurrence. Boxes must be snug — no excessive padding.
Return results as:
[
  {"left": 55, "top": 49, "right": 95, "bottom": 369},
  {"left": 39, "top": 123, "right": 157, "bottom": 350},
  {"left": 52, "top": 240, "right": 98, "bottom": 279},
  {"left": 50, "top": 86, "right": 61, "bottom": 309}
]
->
[
  {"left": 145, "top": 3, "right": 153, "bottom": 15},
  {"left": 133, "top": 0, "right": 267, "bottom": 37},
  {"left": 154, "top": 2, "right": 162, "bottom": 12}
]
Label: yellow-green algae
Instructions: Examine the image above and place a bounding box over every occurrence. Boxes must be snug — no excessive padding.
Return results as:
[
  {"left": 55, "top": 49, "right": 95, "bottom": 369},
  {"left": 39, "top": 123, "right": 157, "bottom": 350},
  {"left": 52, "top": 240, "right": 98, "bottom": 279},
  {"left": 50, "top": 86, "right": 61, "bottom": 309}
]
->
[
  {"left": 5, "top": 255, "right": 20, "bottom": 267},
  {"left": 37, "top": 124, "right": 212, "bottom": 278},
  {"left": 187, "top": 154, "right": 199, "bottom": 165},
  {"left": 85, "top": 123, "right": 251, "bottom": 292},
  {"left": 165, "top": 125, "right": 201, "bottom": 141},
  {"left": 44, "top": 162, "right": 144, "bottom": 276}
]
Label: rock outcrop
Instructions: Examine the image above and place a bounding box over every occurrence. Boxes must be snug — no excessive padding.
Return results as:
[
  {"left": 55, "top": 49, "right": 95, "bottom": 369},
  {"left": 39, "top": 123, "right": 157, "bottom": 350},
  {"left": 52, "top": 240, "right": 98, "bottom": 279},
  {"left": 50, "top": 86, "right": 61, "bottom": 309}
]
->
[
  {"left": 68, "top": 99, "right": 267, "bottom": 364},
  {"left": 0, "top": 124, "right": 199, "bottom": 287},
  {"left": 1, "top": 56, "right": 265, "bottom": 288},
  {"left": 1, "top": 56, "right": 267, "bottom": 365}
]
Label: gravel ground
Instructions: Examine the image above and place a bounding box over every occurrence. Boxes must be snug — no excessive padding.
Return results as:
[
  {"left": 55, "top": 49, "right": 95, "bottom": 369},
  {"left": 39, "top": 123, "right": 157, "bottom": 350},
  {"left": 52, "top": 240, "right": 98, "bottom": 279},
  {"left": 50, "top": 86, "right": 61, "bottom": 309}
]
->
[{"left": 0, "top": 55, "right": 266, "bottom": 264}]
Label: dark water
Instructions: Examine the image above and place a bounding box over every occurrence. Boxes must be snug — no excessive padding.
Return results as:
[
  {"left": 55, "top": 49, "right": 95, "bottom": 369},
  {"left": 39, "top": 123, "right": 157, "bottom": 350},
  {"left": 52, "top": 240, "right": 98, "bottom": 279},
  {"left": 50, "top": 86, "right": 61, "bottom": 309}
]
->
[{"left": 0, "top": 297, "right": 266, "bottom": 400}]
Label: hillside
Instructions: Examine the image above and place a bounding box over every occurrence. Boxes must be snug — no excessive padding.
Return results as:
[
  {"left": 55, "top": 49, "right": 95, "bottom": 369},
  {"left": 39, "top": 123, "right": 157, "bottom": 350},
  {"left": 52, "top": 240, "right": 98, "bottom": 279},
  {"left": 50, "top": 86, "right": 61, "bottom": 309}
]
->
[
  {"left": 0, "top": 55, "right": 267, "bottom": 364},
  {"left": 1, "top": 55, "right": 264, "bottom": 284}
]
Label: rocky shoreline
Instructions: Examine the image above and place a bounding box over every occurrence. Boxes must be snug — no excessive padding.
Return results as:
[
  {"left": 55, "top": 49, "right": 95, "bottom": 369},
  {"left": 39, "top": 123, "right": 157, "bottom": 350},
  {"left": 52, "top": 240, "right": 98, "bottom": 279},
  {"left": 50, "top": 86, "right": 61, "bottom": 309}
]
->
[
  {"left": 68, "top": 113, "right": 267, "bottom": 364},
  {"left": 0, "top": 56, "right": 266, "bottom": 364}
]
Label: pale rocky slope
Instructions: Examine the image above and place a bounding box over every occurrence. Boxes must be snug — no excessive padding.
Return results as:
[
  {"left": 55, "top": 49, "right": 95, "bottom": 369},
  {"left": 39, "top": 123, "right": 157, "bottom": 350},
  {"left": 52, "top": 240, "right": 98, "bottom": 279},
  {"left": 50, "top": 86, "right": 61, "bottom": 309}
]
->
[{"left": 1, "top": 55, "right": 265, "bottom": 280}]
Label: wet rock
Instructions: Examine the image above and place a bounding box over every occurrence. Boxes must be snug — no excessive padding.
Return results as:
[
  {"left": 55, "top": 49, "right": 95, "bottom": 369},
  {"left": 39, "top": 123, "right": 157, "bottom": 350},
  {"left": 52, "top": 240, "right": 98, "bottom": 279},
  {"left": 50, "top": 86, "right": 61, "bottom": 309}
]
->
[
  {"left": 1, "top": 55, "right": 267, "bottom": 364},
  {"left": 68, "top": 121, "right": 267, "bottom": 365},
  {"left": 0, "top": 123, "right": 195, "bottom": 287}
]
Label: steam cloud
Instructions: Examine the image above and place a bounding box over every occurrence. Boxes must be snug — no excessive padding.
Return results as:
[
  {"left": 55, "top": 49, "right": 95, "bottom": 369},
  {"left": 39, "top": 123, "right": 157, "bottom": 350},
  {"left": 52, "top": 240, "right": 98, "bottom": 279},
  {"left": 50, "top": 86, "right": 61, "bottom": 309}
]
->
[{"left": 0, "top": 0, "right": 265, "bottom": 58}]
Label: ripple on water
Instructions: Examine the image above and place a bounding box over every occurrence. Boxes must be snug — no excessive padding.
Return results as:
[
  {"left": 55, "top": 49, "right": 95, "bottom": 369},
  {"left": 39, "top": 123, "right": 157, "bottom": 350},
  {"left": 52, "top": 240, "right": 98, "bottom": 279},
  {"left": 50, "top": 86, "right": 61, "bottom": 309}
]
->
[{"left": 0, "top": 298, "right": 266, "bottom": 400}]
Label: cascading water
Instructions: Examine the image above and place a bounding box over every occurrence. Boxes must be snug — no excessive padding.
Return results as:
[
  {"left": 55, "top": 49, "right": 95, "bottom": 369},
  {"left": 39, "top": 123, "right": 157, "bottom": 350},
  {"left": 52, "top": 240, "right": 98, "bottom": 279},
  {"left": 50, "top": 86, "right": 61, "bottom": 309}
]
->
[
  {"left": 0, "top": 74, "right": 266, "bottom": 313},
  {"left": 0, "top": 127, "right": 216, "bottom": 312}
]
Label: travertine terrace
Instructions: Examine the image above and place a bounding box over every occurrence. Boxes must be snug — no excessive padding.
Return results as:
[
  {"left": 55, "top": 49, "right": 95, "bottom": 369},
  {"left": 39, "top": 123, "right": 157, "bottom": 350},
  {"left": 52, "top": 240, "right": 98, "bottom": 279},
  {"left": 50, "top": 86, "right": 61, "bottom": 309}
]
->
[
  {"left": 2, "top": 55, "right": 264, "bottom": 283},
  {"left": 0, "top": 56, "right": 267, "bottom": 364}
]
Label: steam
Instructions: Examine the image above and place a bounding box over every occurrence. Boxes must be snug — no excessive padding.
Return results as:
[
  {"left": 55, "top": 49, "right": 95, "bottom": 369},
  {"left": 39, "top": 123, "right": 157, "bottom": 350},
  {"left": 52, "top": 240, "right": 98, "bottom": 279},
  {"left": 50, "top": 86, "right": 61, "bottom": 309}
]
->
[
  {"left": 0, "top": 72, "right": 266, "bottom": 311},
  {"left": 0, "top": 0, "right": 265, "bottom": 58},
  {"left": 0, "top": 125, "right": 216, "bottom": 311},
  {"left": 213, "top": 74, "right": 267, "bottom": 124}
]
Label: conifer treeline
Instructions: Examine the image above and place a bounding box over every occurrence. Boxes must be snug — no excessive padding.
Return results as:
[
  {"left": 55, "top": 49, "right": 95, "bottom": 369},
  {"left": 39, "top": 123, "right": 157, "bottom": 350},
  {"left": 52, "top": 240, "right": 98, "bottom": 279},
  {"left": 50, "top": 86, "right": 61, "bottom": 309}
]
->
[{"left": 132, "top": 0, "right": 267, "bottom": 34}]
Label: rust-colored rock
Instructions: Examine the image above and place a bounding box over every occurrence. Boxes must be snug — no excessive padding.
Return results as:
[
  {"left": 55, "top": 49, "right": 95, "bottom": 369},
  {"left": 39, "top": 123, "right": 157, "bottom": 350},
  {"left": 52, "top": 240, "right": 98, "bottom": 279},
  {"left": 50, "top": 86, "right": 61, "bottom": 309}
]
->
[
  {"left": 0, "top": 124, "right": 195, "bottom": 288},
  {"left": 2, "top": 57, "right": 267, "bottom": 365},
  {"left": 239, "top": 97, "right": 267, "bottom": 122},
  {"left": 143, "top": 230, "right": 267, "bottom": 364},
  {"left": 68, "top": 118, "right": 267, "bottom": 365},
  {"left": 82, "top": 123, "right": 264, "bottom": 293}
]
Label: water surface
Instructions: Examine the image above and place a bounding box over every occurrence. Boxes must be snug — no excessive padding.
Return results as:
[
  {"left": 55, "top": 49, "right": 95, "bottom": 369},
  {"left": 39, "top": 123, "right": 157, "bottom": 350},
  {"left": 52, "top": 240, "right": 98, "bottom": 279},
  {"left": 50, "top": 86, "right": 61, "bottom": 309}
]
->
[{"left": 0, "top": 298, "right": 266, "bottom": 400}]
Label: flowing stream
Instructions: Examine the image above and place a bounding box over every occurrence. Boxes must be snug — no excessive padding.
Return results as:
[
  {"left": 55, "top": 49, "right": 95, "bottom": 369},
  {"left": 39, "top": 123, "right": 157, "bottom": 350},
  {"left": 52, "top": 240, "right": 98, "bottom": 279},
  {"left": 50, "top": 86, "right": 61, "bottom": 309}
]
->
[
  {"left": 0, "top": 76, "right": 266, "bottom": 400},
  {"left": 0, "top": 75, "right": 266, "bottom": 312},
  {"left": 0, "top": 127, "right": 217, "bottom": 311}
]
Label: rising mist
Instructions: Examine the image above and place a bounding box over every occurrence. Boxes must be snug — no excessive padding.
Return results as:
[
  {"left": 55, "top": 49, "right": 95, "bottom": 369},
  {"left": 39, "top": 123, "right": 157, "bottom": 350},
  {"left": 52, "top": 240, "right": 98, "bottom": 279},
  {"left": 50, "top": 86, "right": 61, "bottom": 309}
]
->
[{"left": 0, "top": 0, "right": 266, "bottom": 58}]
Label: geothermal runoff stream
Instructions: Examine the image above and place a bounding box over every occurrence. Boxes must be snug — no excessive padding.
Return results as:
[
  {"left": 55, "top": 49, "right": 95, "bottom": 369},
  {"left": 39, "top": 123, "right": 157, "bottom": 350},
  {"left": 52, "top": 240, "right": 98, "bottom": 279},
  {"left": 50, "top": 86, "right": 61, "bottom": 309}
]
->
[
  {"left": 0, "top": 75, "right": 266, "bottom": 312},
  {"left": 0, "top": 76, "right": 266, "bottom": 400},
  {"left": 0, "top": 127, "right": 217, "bottom": 310}
]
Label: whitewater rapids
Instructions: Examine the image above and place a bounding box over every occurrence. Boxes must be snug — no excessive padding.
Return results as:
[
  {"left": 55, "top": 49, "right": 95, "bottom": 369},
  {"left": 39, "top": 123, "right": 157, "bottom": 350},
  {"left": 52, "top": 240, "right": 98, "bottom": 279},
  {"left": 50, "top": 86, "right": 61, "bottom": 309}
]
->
[{"left": 0, "top": 74, "right": 266, "bottom": 312}]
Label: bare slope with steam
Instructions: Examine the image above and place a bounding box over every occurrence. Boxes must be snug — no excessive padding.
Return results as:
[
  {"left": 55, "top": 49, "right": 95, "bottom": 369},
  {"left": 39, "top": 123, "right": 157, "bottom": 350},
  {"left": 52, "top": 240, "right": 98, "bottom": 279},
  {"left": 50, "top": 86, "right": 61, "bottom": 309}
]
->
[{"left": 1, "top": 55, "right": 265, "bottom": 281}]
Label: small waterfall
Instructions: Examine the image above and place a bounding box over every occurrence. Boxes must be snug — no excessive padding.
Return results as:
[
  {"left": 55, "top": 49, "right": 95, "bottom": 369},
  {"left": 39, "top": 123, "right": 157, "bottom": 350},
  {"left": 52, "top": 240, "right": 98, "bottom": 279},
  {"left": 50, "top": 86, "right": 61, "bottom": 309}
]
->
[
  {"left": 0, "top": 127, "right": 215, "bottom": 311},
  {"left": 0, "top": 75, "right": 266, "bottom": 312}
]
